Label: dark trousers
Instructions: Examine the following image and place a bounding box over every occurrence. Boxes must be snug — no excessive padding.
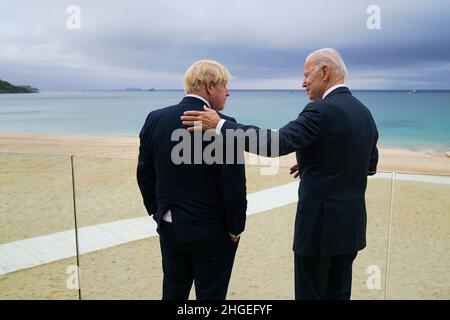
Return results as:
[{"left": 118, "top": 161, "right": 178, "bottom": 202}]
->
[
  {"left": 295, "top": 252, "right": 357, "bottom": 300},
  {"left": 159, "top": 221, "right": 238, "bottom": 300}
]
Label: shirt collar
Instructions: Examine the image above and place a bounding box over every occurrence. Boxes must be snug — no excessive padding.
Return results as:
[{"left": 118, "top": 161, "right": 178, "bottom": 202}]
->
[
  {"left": 185, "top": 94, "right": 211, "bottom": 108},
  {"left": 322, "top": 84, "right": 347, "bottom": 99}
]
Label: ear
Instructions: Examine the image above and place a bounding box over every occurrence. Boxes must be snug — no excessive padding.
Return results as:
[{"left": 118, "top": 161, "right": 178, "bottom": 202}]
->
[
  {"left": 322, "top": 65, "right": 330, "bottom": 81},
  {"left": 205, "top": 83, "right": 214, "bottom": 95}
]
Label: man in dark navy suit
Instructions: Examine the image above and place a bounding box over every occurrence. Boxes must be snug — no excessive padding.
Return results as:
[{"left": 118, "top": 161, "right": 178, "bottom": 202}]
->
[
  {"left": 137, "top": 60, "right": 247, "bottom": 300},
  {"left": 181, "top": 48, "right": 379, "bottom": 300}
]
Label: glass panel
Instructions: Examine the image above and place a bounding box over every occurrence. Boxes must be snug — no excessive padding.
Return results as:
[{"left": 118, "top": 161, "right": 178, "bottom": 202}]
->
[
  {"left": 245, "top": 155, "right": 297, "bottom": 193},
  {"left": 386, "top": 173, "right": 450, "bottom": 299},
  {"left": 18, "top": 151, "right": 443, "bottom": 300},
  {"left": 232, "top": 168, "right": 393, "bottom": 299},
  {"left": 0, "top": 153, "right": 79, "bottom": 299},
  {"left": 230, "top": 204, "right": 297, "bottom": 299},
  {"left": 352, "top": 172, "right": 393, "bottom": 299},
  {"left": 229, "top": 163, "right": 298, "bottom": 299},
  {"left": 73, "top": 156, "right": 161, "bottom": 299}
]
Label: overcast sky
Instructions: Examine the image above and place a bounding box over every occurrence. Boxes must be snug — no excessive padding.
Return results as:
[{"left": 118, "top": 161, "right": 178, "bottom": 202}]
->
[{"left": 1, "top": 0, "right": 449, "bottom": 90}]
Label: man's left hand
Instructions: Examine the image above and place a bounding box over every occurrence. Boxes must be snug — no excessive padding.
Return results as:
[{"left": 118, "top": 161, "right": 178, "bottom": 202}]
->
[
  {"left": 181, "top": 105, "right": 221, "bottom": 132},
  {"left": 229, "top": 234, "right": 240, "bottom": 244},
  {"left": 290, "top": 164, "right": 300, "bottom": 178}
]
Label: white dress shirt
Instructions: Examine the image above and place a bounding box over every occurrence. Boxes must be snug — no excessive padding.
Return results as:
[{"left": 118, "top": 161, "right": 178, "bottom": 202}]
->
[
  {"left": 186, "top": 94, "right": 211, "bottom": 108},
  {"left": 322, "top": 83, "right": 347, "bottom": 99}
]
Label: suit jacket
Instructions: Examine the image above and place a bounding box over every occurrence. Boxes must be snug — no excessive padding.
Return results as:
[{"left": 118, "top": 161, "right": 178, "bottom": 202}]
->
[
  {"left": 137, "top": 96, "right": 247, "bottom": 243},
  {"left": 221, "top": 87, "right": 379, "bottom": 256}
]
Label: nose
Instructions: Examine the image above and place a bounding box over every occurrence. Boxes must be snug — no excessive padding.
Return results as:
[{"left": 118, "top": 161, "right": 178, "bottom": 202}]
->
[{"left": 302, "top": 79, "right": 307, "bottom": 88}]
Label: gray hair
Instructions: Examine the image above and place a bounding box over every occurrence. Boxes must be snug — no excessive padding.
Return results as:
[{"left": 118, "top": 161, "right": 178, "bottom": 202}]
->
[{"left": 306, "top": 48, "right": 348, "bottom": 81}]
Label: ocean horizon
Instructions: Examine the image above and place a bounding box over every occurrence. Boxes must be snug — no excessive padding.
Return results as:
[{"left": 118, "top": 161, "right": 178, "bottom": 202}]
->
[{"left": 1, "top": 89, "right": 449, "bottom": 153}]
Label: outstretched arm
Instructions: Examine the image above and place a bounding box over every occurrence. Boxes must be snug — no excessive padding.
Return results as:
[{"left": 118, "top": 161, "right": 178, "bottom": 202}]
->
[{"left": 181, "top": 103, "right": 321, "bottom": 157}]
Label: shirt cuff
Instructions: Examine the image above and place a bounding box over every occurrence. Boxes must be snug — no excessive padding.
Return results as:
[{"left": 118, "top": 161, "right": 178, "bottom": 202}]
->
[
  {"left": 229, "top": 232, "right": 241, "bottom": 238},
  {"left": 216, "top": 119, "right": 226, "bottom": 135}
]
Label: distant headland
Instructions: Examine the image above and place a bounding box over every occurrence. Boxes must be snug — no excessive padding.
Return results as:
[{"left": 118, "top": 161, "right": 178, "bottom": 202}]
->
[
  {"left": 0, "top": 79, "right": 39, "bottom": 94},
  {"left": 123, "top": 88, "right": 155, "bottom": 92}
]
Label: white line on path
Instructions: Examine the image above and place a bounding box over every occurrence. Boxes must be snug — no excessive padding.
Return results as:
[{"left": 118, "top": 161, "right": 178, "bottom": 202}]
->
[{"left": 1, "top": 174, "right": 449, "bottom": 276}]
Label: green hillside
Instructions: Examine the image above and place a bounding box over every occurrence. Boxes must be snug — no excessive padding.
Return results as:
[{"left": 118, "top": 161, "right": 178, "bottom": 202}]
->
[{"left": 0, "top": 79, "right": 39, "bottom": 93}]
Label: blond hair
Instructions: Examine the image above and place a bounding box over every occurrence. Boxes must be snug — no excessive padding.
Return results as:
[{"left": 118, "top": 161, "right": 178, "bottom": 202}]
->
[{"left": 183, "top": 59, "right": 231, "bottom": 94}]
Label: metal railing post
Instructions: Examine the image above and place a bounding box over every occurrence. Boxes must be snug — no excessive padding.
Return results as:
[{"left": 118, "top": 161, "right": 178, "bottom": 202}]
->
[
  {"left": 384, "top": 171, "right": 396, "bottom": 300},
  {"left": 70, "top": 155, "right": 82, "bottom": 300}
]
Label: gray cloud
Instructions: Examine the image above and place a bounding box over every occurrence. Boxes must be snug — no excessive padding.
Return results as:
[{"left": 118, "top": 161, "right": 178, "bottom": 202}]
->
[{"left": 1, "top": 0, "right": 449, "bottom": 90}]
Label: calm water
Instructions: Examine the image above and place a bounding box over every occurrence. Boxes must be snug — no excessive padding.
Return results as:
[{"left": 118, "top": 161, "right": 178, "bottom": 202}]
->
[{"left": 0, "top": 90, "right": 449, "bottom": 152}]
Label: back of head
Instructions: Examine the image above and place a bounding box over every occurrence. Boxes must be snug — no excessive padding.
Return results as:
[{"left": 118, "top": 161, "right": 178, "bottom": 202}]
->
[
  {"left": 306, "top": 48, "right": 348, "bottom": 81},
  {"left": 183, "top": 59, "right": 231, "bottom": 94}
]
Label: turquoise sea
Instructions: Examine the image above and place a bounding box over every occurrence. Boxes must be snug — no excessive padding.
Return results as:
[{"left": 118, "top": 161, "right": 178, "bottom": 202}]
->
[{"left": 0, "top": 90, "right": 449, "bottom": 152}]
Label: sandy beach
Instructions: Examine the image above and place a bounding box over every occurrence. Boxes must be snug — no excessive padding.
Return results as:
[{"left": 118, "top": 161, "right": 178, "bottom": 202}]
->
[
  {"left": 1, "top": 132, "right": 449, "bottom": 174},
  {"left": 0, "top": 133, "right": 449, "bottom": 299}
]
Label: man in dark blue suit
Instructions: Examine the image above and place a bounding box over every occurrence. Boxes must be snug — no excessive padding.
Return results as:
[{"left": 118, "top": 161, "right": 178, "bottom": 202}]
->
[
  {"left": 181, "top": 48, "right": 379, "bottom": 300},
  {"left": 137, "top": 60, "right": 247, "bottom": 300}
]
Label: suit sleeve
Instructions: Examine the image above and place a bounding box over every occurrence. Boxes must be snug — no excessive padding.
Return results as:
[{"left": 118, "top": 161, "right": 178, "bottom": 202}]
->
[
  {"left": 136, "top": 115, "right": 158, "bottom": 216},
  {"left": 221, "top": 103, "right": 321, "bottom": 157},
  {"left": 368, "top": 127, "right": 379, "bottom": 176},
  {"left": 219, "top": 117, "right": 247, "bottom": 236}
]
